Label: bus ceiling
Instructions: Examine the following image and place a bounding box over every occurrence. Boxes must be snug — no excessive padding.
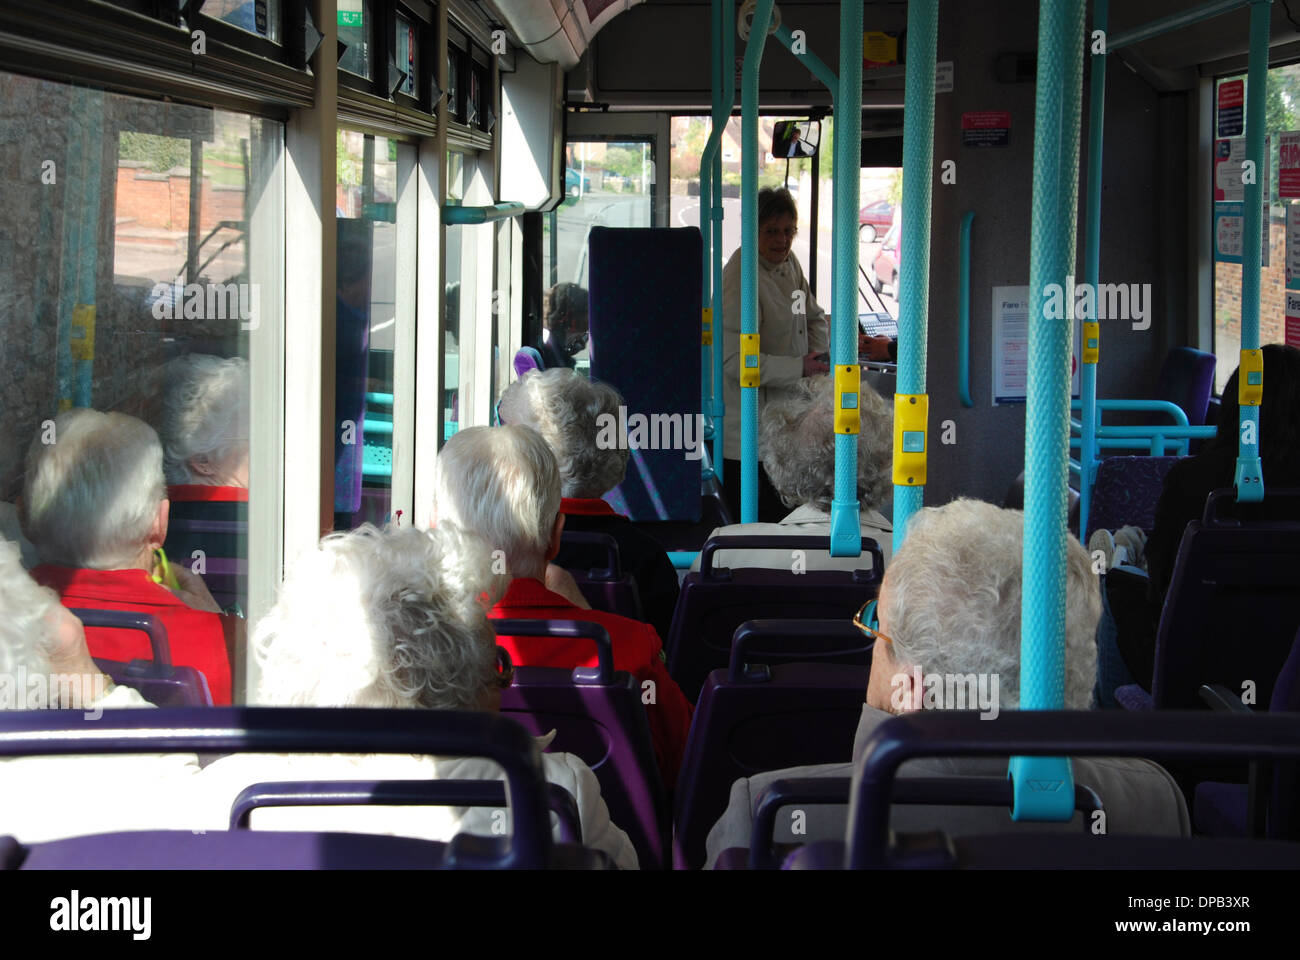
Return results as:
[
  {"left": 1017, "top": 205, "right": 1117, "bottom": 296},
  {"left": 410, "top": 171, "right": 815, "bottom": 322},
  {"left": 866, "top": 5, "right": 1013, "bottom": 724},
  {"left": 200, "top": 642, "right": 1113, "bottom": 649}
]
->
[{"left": 481, "top": 0, "right": 647, "bottom": 70}]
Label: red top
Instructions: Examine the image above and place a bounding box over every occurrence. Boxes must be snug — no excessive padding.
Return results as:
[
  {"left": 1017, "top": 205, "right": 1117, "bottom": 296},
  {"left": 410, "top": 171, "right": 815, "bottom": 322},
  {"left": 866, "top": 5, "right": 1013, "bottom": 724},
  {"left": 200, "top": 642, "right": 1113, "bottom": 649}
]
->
[
  {"left": 559, "top": 497, "right": 620, "bottom": 517},
  {"left": 32, "top": 565, "right": 235, "bottom": 705},
  {"left": 488, "top": 577, "right": 693, "bottom": 787},
  {"left": 167, "top": 485, "right": 249, "bottom": 503}
]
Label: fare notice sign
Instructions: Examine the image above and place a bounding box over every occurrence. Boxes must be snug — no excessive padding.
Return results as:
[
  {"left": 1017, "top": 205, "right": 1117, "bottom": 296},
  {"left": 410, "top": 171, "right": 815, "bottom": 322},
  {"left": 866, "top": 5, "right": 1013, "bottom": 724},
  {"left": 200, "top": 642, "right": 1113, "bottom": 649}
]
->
[
  {"left": 962, "top": 111, "right": 1011, "bottom": 148},
  {"left": 1218, "top": 79, "right": 1245, "bottom": 137},
  {"left": 1281, "top": 131, "right": 1300, "bottom": 199}
]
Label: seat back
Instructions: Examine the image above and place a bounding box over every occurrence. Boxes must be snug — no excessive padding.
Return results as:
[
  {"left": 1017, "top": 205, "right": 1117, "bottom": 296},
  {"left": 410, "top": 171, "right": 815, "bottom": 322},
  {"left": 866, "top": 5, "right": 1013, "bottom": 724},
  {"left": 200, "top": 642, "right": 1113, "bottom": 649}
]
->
[
  {"left": 513, "top": 346, "right": 544, "bottom": 377},
  {"left": 588, "top": 226, "right": 702, "bottom": 522},
  {"left": 667, "top": 535, "right": 882, "bottom": 702},
  {"left": 491, "top": 619, "right": 670, "bottom": 870},
  {"left": 1153, "top": 490, "right": 1300, "bottom": 710},
  {"left": 71, "top": 608, "right": 214, "bottom": 707},
  {"left": 228, "top": 779, "right": 583, "bottom": 845},
  {"left": 163, "top": 509, "right": 248, "bottom": 612},
  {"left": 1156, "top": 346, "right": 1217, "bottom": 427},
  {"left": 673, "top": 655, "right": 871, "bottom": 870},
  {"left": 1267, "top": 628, "right": 1300, "bottom": 840},
  {"left": 553, "top": 531, "right": 645, "bottom": 621},
  {"left": 1084, "top": 455, "right": 1181, "bottom": 542},
  {"left": 827, "top": 709, "right": 1300, "bottom": 869},
  {"left": 0, "top": 708, "right": 557, "bottom": 869}
]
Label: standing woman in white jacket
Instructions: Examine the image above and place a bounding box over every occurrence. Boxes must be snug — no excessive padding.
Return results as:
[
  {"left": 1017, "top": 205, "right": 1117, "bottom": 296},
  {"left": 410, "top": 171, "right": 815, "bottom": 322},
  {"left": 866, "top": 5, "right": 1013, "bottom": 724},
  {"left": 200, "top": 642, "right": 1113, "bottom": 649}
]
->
[{"left": 194, "top": 522, "right": 639, "bottom": 869}]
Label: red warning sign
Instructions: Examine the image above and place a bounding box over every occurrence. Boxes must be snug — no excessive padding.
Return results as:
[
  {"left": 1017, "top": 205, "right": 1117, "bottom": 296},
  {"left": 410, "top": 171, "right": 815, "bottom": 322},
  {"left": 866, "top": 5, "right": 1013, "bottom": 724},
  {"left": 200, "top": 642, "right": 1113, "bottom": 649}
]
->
[
  {"left": 962, "top": 111, "right": 1011, "bottom": 148},
  {"left": 1218, "top": 79, "right": 1245, "bottom": 137}
]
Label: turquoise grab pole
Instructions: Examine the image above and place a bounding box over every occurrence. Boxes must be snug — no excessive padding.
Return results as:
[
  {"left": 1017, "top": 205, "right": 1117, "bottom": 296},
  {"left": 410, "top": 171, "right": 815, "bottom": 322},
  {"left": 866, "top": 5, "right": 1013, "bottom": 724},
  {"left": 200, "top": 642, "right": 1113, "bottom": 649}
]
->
[
  {"left": 1236, "top": 0, "right": 1270, "bottom": 503},
  {"left": 892, "top": 0, "right": 939, "bottom": 554},
  {"left": 703, "top": 0, "right": 735, "bottom": 480},
  {"left": 1079, "top": 0, "right": 1107, "bottom": 539},
  {"left": 739, "top": 0, "right": 774, "bottom": 524},
  {"left": 828, "top": 0, "right": 865, "bottom": 557},
  {"left": 958, "top": 211, "right": 974, "bottom": 408},
  {"left": 1108, "top": 0, "right": 1250, "bottom": 50},
  {"left": 700, "top": 0, "right": 719, "bottom": 448},
  {"left": 1009, "top": 0, "right": 1085, "bottom": 823},
  {"left": 773, "top": 23, "right": 838, "bottom": 98}
]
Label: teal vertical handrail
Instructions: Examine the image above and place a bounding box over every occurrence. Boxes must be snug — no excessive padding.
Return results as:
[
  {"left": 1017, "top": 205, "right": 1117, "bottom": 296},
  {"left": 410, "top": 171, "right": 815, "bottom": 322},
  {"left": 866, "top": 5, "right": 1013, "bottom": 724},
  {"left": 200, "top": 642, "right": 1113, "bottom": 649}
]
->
[
  {"left": 703, "top": 0, "right": 736, "bottom": 479},
  {"left": 700, "top": 0, "right": 720, "bottom": 455},
  {"left": 958, "top": 210, "right": 975, "bottom": 408},
  {"left": 739, "top": 0, "right": 775, "bottom": 523},
  {"left": 892, "top": 0, "right": 939, "bottom": 554},
  {"left": 1236, "top": 0, "right": 1270, "bottom": 503},
  {"left": 828, "top": 0, "right": 864, "bottom": 556},
  {"left": 1009, "top": 0, "right": 1085, "bottom": 823},
  {"left": 1078, "top": 0, "right": 1107, "bottom": 539}
]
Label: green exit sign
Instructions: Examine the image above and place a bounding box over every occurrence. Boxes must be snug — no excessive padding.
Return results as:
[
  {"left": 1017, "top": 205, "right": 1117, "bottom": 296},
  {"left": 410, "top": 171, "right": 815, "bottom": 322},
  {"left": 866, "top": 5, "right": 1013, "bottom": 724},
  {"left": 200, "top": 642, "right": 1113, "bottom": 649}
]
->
[{"left": 338, "top": 11, "right": 364, "bottom": 27}]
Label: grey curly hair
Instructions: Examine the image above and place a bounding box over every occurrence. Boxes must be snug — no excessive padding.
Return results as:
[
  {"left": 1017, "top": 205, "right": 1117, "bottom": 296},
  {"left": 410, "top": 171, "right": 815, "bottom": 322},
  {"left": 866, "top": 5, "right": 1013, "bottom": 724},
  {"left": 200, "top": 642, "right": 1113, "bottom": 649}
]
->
[
  {"left": 497, "top": 368, "right": 629, "bottom": 499},
  {"left": 254, "top": 523, "right": 500, "bottom": 710},
  {"left": 878, "top": 499, "right": 1100, "bottom": 711},
  {"left": 759, "top": 375, "right": 892, "bottom": 512},
  {"left": 0, "top": 538, "right": 61, "bottom": 680},
  {"left": 157, "top": 354, "right": 249, "bottom": 486}
]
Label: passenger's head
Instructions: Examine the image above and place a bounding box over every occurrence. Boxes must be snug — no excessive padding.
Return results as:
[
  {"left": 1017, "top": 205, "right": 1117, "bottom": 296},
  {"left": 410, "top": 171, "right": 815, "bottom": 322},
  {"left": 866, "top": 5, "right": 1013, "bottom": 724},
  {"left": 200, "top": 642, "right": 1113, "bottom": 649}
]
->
[
  {"left": 158, "top": 354, "right": 250, "bottom": 488},
  {"left": 21, "top": 410, "right": 168, "bottom": 571},
  {"left": 0, "top": 539, "right": 95, "bottom": 702},
  {"left": 433, "top": 425, "right": 563, "bottom": 581},
  {"left": 497, "top": 368, "right": 628, "bottom": 499},
  {"left": 255, "top": 523, "right": 505, "bottom": 711},
  {"left": 1212, "top": 343, "right": 1300, "bottom": 476},
  {"left": 760, "top": 375, "right": 892, "bottom": 512},
  {"left": 543, "top": 282, "right": 589, "bottom": 356},
  {"left": 866, "top": 499, "right": 1099, "bottom": 713},
  {"left": 757, "top": 186, "right": 798, "bottom": 265}
]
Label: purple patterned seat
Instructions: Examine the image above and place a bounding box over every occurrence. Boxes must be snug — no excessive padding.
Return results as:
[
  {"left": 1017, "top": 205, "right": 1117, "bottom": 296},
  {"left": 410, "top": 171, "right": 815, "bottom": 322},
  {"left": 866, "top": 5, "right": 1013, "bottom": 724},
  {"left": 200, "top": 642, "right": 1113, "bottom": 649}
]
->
[
  {"left": 72, "top": 608, "right": 214, "bottom": 707},
  {"left": 1083, "top": 455, "right": 1180, "bottom": 542},
  {"left": 492, "top": 619, "right": 670, "bottom": 870},
  {"left": 672, "top": 620, "right": 872, "bottom": 869},
  {"left": 1156, "top": 346, "right": 1217, "bottom": 427},
  {"left": 0, "top": 707, "right": 606, "bottom": 869},
  {"left": 513, "top": 346, "right": 544, "bottom": 378},
  {"left": 781, "top": 709, "right": 1300, "bottom": 869},
  {"left": 554, "top": 531, "right": 645, "bottom": 622},
  {"left": 666, "top": 535, "right": 882, "bottom": 702}
]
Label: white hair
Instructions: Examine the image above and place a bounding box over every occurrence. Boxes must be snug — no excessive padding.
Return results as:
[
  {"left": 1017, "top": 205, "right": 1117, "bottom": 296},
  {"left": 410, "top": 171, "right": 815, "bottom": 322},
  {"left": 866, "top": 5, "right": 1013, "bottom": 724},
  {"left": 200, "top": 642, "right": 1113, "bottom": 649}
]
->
[
  {"left": 157, "top": 354, "right": 249, "bottom": 486},
  {"left": 255, "top": 523, "right": 499, "bottom": 709},
  {"left": 21, "top": 409, "right": 166, "bottom": 569},
  {"left": 497, "top": 368, "right": 628, "bottom": 499},
  {"left": 433, "top": 425, "right": 561, "bottom": 578},
  {"left": 0, "top": 538, "right": 61, "bottom": 681},
  {"left": 878, "top": 499, "right": 1100, "bottom": 710},
  {"left": 760, "top": 375, "right": 893, "bottom": 512}
]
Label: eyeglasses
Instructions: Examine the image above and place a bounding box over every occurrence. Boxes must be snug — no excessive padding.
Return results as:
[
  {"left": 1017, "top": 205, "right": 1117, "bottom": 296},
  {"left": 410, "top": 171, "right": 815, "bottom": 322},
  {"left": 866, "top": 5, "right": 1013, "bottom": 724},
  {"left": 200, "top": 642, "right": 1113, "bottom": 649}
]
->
[
  {"left": 493, "top": 645, "right": 515, "bottom": 690},
  {"left": 852, "top": 598, "right": 893, "bottom": 647}
]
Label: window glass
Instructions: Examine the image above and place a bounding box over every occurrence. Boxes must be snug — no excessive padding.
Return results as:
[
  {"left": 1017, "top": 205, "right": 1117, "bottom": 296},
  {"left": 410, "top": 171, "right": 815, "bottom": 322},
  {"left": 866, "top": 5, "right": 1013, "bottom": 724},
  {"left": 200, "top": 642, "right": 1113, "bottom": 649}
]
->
[
  {"left": 395, "top": 14, "right": 417, "bottom": 97},
  {"left": 467, "top": 62, "right": 482, "bottom": 129},
  {"left": 335, "top": 131, "right": 410, "bottom": 529},
  {"left": 447, "top": 48, "right": 463, "bottom": 123},
  {"left": 338, "top": 0, "right": 372, "bottom": 79},
  {"left": 1212, "top": 64, "right": 1300, "bottom": 392},
  {"left": 444, "top": 151, "right": 473, "bottom": 441},
  {"left": 204, "top": 0, "right": 281, "bottom": 42},
  {"left": 0, "top": 70, "right": 282, "bottom": 622},
  {"left": 665, "top": 115, "right": 899, "bottom": 320}
]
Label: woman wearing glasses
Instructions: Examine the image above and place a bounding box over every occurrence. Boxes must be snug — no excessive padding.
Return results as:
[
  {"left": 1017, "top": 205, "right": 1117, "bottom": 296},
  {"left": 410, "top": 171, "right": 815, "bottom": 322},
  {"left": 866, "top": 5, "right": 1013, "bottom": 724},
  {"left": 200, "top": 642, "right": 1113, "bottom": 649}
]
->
[
  {"left": 191, "top": 522, "right": 638, "bottom": 869},
  {"left": 720, "top": 187, "right": 884, "bottom": 522}
]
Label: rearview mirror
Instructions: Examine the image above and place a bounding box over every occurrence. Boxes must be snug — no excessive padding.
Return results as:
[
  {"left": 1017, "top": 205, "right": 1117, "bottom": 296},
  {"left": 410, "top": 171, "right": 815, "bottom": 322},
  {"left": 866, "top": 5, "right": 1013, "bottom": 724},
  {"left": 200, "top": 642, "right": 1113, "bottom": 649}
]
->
[{"left": 772, "top": 119, "right": 820, "bottom": 159}]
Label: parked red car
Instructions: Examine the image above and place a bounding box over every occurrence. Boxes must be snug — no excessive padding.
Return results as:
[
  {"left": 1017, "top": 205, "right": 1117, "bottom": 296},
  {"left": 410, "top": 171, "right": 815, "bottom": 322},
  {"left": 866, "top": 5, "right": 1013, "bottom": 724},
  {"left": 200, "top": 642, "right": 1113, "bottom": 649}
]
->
[
  {"left": 858, "top": 199, "right": 894, "bottom": 242},
  {"left": 870, "top": 219, "right": 900, "bottom": 294}
]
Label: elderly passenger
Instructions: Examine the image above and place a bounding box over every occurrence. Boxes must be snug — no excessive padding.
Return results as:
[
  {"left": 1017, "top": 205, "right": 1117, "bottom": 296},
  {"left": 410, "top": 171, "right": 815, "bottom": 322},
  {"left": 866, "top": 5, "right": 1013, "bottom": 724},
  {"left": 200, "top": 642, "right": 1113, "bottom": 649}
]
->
[
  {"left": 21, "top": 409, "right": 238, "bottom": 704},
  {"left": 193, "top": 522, "right": 637, "bottom": 868},
  {"left": 497, "top": 368, "right": 680, "bottom": 637},
  {"left": 704, "top": 499, "right": 1189, "bottom": 866},
  {"left": 434, "top": 425, "right": 693, "bottom": 786},
  {"left": 694, "top": 375, "right": 893, "bottom": 574},
  {"left": 0, "top": 538, "right": 200, "bottom": 843}
]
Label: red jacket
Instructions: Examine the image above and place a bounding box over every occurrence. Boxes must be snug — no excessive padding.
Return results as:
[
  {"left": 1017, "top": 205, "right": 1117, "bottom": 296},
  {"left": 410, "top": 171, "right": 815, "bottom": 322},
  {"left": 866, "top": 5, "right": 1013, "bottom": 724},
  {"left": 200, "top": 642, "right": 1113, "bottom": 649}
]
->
[
  {"left": 33, "top": 565, "right": 236, "bottom": 705},
  {"left": 488, "top": 577, "right": 693, "bottom": 787}
]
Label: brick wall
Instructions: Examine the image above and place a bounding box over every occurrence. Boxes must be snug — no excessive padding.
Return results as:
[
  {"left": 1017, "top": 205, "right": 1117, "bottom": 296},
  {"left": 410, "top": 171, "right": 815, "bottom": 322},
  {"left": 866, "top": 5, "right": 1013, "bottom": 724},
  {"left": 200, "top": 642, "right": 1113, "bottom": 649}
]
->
[
  {"left": 115, "top": 163, "right": 246, "bottom": 231},
  {"left": 1214, "top": 216, "right": 1289, "bottom": 346}
]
